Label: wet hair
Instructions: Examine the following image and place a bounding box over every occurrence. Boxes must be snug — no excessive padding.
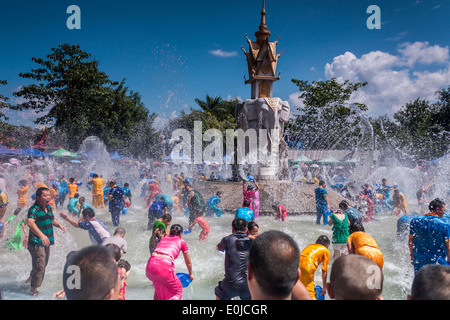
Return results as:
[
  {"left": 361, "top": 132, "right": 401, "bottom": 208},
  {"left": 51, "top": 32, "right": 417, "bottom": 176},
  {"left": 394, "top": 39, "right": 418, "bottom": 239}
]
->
[
  {"left": 35, "top": 187, "right": 49, "bottom": 198},
  {"left": 339, "top": 200, "right": 350, "bottom": 209},
  {"left": 216, "top": 191, "right": 223, "bottom": 196},
  {"left": 81, "top": 207, "right": 95, "bottom": 218},
  {"left": 19, "top": 180, "right": 28, "bottom": 187},
  {"left": 63, "top": 245, "right": 118, "bottom": 300},
  {"left": 74, "top": 193, "right": 79, "bottom": 199},
  {"left": 319, "top": 180, "right": 326, "bottom": 186},
  {"left": 105, "top": 243, "right": 122, "bottom": 262},
  {"left": 429, "top": 198, "right": 445, "bottom": 212},
  {"left": 249, "top": 230, "right": 300, "bottom": 298},
  {"left": 350, "top": 221, "right": 365, "bottom": 233},
  {"left": 113, "top": 227, "right": 125, "bottom": 236},
  {"left": 69, "top": 178, "right": 74, "bottom": 183},
  {"left": 93, "top": 174, "right": 99, "bottom": 178},
  {"left": 410, "top": 264, "right": 450, "bottom": 300},
  {"left": 316, "top": 235, "right": 330, "bottom": 246},
  {"left": 118, "top": 259, "right": 131, "bottom": 272},
  {"left": 124, "top": 183, "right": 129, "bottom": 188},
  {"left": 79, "top": 197, "right": 85, "bottom": 202},
  {"left": 247, "top": 221, "right": 259, "bottom": 234},
  {"left": 243, "top": 200, "right": 251, "bottom": 207},
  {"left": 232, "top": 218, "right": 248, "bottom": 232},
  {"left": 159, "top": 196, "right": 166, "bottom": 200},
  {"left": 330, "top": 255, "right": 383, "bottom": 300},
  {"left": 169, "top": 224, "right": 183, "bottom": 236},
  {"left": 162, "top": 214, "right": 172, "bottom": 222}
]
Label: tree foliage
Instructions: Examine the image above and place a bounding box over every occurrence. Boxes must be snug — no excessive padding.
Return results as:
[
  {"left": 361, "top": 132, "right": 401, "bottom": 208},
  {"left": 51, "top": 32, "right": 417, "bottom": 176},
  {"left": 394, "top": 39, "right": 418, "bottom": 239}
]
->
[
  {"left": 7, "top": 43, "right": 158, "bottom": 158},
  {"left": 287, "top": 78, "right": 369, "bottom": 150}
]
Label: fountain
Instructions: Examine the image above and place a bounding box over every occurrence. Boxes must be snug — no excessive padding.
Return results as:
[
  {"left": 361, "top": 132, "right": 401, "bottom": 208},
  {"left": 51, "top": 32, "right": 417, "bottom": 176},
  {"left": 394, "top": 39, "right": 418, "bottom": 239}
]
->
[{"left": 195, "top": 0, "right": 348, "bottom": 214}]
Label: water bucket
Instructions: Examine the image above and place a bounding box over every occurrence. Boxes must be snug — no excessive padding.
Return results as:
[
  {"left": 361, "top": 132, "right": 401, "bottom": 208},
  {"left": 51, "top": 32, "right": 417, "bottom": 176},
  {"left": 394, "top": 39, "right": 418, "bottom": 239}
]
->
[
  {"left": 314, "top": 285, "right": 325, "bottom": 300},
  {"left": 176, "top": 272, "right": 192, "bottom": 288}
]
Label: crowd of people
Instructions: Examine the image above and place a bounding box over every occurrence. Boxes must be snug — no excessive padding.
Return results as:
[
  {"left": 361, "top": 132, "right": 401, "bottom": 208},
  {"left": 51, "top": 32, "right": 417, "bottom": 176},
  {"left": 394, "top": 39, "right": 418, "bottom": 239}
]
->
[{"left": 0, "top": 158, "right": 449, "bottom": 301}]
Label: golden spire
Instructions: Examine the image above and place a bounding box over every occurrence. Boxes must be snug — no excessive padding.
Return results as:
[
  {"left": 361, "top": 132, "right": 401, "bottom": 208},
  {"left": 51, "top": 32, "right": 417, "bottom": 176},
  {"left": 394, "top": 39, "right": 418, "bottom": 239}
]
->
[{"left": 255, "top": 0, "right": 270, "bottom": 44}]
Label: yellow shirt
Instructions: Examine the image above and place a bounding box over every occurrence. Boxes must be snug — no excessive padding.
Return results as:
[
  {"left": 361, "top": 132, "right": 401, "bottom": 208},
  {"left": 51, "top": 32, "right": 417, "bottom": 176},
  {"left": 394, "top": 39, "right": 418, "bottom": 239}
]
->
[
  {"left": 68, "top": 183, "right": 78, "bottom": 198},
  {"left": 91, "top": 177, "right": 104, "bottom": 195},
  {"left": 347, "top": 231, "right": 380, "bottom": 251},
  {"left": 299, "top": 243, "right": 330, "bottom": 273}
]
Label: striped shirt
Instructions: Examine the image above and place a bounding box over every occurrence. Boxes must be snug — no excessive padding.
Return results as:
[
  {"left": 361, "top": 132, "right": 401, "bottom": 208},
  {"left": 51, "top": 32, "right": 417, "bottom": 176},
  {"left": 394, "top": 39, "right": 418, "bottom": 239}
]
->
[
  {"left": 78, "top": 218, "right": 110, "bottom": 245},
  {"left": 27, "top": 203, "right": 55, "bottom": 246}
]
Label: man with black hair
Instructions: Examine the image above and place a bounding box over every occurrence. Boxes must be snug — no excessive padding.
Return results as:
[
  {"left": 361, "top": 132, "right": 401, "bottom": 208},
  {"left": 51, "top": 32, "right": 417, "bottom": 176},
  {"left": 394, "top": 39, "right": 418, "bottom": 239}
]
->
[
  {"left": 409, "top": 198, "right": 450, "bottom": 274},
  {"left": 26, "top": 187, "right": 66, "bottom": 296},
  {"left": 299, "top": 235, "right": 331, "bottom": 300},
  {"left": 215, "top": 218, "right": 252, "bottom": 300},
  {"left": 339, "top": 200, "right": 363, "bottom": 228},
  {"left": 235, "top": 200, "right": 254, "bottom": 222},
  {"left": 247, "top": 230, "right": 309, "bottom": 300},
  {"left": 60, "top": 207, "right": 110, "bottom": 245},
  {"left": 63, "top": 245, "right": 121, "bottom": 300},
  {"left": 408, "top": 264, "right": 450, "bottom": 300},
  {"left": 327, "top": 254, "right": 384, "bottom": 300}
]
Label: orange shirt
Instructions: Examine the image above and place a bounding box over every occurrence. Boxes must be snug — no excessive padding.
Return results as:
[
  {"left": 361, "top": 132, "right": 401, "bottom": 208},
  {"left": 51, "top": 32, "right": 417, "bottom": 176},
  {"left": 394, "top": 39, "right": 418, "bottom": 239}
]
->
[
  {"left": 91, "top": 178, "right": 104, "bottom": 195},
  {"left": 299, "top": 243, "right": 330, "bottom": 273},
  {"left": 68, "top": 183, "right": 78, "bottom": 198},
  {"left": 347, "top": 231, "right": 380, "bottom": 251},
  {"left": 17, "top": 185, "right": 30, "bottom": 208}
]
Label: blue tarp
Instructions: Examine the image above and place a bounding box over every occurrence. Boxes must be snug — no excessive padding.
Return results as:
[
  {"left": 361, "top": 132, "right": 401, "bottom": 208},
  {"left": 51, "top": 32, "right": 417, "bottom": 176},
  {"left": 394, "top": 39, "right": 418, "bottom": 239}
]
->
[
  {"left": 9, "top": 147, "right": 53, "bottom": 157},
  {"left": 0, "top": 144, "right": 15, "bottom": 155}
]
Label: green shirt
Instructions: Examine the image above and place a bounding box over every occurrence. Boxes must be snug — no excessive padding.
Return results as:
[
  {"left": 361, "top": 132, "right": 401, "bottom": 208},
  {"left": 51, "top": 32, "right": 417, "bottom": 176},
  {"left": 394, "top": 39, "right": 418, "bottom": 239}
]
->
[
  {"left": 151, "top": 219, "right": 167, "bottom": 244},
  {"left": 27, "top": 203, "right": 55, "bottom": 246},
  {"left": 330, "top": 213, "right": 350, "bottom": 244}
]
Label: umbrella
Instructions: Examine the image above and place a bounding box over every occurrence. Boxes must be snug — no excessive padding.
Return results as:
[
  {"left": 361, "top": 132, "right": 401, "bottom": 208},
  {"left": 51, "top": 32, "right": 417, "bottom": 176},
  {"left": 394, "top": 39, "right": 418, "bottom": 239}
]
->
[
  {"left": 9, "top": 158, "right": 21, "bottom": 165},
  {"left": 290, "top": 155, "right": 314, "bottom": 164},
  {"left": 32, "top": 160, "right": 46, "bottom": 166},
  {"left": 318, "top": 155, "right": 341, "bottom": 164},
  {"left": 51, "top": 148, "right": 78, "bottom": 158}
]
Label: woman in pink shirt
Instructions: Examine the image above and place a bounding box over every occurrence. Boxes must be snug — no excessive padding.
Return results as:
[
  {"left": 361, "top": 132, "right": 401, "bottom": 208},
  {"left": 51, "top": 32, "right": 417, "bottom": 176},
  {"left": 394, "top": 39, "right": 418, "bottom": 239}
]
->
[{"left": 146, "top": 224, "right": 194, "bottom": 300}]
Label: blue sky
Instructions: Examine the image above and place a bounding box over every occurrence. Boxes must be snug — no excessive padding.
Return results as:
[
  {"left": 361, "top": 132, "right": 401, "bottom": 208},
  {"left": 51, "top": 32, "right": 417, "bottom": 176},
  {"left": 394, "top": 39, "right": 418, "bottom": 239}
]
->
[{"left": 1, "top": 0, "right": 449, "bottom": 127}]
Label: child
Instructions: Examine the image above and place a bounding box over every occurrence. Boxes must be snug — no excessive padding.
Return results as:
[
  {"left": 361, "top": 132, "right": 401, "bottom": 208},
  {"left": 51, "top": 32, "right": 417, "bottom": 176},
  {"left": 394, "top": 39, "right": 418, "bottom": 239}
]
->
[
  {"left": 117, "top": 259, "right": 131, "bottom": 300},
  {"left": 149, "top": 214, "right": 172, "bottom": 254},
  {"left": 247, "top": 221, "right": 259, "bottom": 240},
  {"left": 123, "top": 183, "right": 132, "bottom": 206},
  {"left": 273, "top": 204, "right": 288, "bottom": 222},
  {"left": 67, "top": 193, "right": 80, "bottom": 216},
  {"left": 14, "top": 180, "right": 30, "bottom": 216},
  {"left": 186, "top": 211, "right": 210, "bottom": 241},
  {"left": 205, "top": 191, "right": 223, "bottom": 217},
  {"left": 68, "top": 178, "right": 82, "bottom": 200}
]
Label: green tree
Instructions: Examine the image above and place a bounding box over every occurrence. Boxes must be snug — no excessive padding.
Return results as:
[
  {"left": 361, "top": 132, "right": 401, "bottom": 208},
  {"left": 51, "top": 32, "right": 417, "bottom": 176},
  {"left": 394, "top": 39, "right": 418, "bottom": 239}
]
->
[
  {"left": 287, "top": 78, "right": 368, "bottom": 150},
  {"left": 8, "top": 43, "right": 155, "bottom": 155},
  {"left": 0, "top": 80, "right": 10, "bottom": 121}
]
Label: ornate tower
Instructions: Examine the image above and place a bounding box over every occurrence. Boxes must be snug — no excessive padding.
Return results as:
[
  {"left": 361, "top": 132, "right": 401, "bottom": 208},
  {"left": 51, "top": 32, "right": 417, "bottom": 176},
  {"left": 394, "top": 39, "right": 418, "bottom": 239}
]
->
[{"left": 242, "top": 0, "right": 282, "bottom": 99}]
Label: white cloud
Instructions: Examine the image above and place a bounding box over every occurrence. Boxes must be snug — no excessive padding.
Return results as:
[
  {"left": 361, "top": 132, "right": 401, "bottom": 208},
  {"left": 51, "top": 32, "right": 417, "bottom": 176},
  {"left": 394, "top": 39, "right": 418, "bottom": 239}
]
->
[
  {"left": 209, "top": 49, "right": 238, "bottom": 58},
  {"left": 293, "top": 41, "right": 450, "bottom": 116}
]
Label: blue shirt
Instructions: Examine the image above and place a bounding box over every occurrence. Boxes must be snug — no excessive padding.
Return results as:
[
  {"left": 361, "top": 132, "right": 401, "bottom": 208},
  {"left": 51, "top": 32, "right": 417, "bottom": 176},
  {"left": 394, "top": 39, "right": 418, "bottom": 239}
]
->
[
  {"left": 315, "top": 187, "right": 327, "bottom": 206},
  {"left": 344, "top": 207, "right": 362, "bottom": 225},
  {"left": 123, "top": 187, "right": 132, "bottom": 198},
  {"left": 109, "top": 186, "right": 124, "bottom": 210},
  {"left": 149, "top": 200, "right": 168, "bottom": 217},
  {"left": 206, "top": 196, "right": 221, "bottom": 208},
  {"left": 410, "top": 214, "right": 450, "bottom": 262},
  {"left": 235, "top": 207, "right": 254, "bottom": 222}
]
